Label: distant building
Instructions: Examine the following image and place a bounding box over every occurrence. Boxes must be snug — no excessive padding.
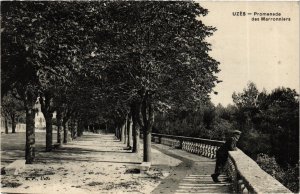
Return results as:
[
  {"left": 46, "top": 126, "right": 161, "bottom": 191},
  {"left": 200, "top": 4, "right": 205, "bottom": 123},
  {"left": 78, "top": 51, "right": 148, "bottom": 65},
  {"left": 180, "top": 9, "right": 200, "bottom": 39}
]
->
[
  {"left": 34, "top": 100, "right": 46, "bottom": 129},
  {"left": 34, "top": 98, "right": 56, "bottom": 129}
]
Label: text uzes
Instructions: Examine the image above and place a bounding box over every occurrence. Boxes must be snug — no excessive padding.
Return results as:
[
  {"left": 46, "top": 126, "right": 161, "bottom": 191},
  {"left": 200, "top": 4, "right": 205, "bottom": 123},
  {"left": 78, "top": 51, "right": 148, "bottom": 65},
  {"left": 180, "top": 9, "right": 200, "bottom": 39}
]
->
[{"left": 232, "top": 11, "right": 246, "bottom": 16}]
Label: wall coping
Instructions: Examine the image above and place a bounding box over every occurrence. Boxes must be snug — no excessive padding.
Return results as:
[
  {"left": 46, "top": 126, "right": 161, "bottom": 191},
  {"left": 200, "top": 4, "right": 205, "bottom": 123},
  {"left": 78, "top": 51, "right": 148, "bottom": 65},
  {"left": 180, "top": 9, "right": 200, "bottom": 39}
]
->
[
  {"left": 152, "top": 133, "right": 225, "bottom": 146},
  {"left": 229, "top": 149, "right": 292, "bottom": 193}
]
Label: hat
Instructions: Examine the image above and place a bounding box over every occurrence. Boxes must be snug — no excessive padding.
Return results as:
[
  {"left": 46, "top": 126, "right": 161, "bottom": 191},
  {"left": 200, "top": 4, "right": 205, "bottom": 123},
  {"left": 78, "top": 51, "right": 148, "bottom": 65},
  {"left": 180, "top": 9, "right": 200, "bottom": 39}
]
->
[{"left": 232, "top": 130, "right": 242, "bottom": 135}]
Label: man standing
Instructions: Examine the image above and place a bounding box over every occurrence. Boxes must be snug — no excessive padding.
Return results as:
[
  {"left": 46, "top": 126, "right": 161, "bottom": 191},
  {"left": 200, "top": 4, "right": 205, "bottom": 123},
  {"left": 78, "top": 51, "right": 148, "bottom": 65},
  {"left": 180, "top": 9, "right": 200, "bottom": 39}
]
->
[{"left": 211, "top": 130, "right": 242, "bottom": 183}]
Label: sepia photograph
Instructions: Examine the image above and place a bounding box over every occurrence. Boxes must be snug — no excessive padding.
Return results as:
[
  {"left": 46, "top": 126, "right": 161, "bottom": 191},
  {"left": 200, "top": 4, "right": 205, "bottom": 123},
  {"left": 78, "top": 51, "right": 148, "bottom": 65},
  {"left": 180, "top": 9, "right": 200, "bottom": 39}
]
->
[{"left": 1, "top": 1, "right": 299, "bottom": 193}]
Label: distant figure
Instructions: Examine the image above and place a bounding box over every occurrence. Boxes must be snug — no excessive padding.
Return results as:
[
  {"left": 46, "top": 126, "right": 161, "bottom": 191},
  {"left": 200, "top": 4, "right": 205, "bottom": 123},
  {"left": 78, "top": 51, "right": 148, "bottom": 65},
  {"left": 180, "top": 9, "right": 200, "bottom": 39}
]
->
[{"left": 211, "top": 130, "right": 241, "bottom": 183}]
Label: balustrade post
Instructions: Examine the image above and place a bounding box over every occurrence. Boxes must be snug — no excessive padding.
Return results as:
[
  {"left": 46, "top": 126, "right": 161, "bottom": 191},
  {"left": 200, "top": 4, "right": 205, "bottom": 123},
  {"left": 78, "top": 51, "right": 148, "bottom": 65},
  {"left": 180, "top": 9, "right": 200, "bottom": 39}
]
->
[
  {"left": 178, "top": 139, "right": 183, "bottom": 149},
  {"left": 195, "top": 143, "right": 199, "bottom": 155},
  {"left": 208, "top": 145, "right": 212, "bottom": 158},
  {"left": 209, "top": 145, "right": 214, "bottom": 158},
  {"left": 242, "top": 186, "right": 249, "bottom": 194},
  {"left": 182, "top": 141, "right": 186, "bottom": 150},
  {"left": 238, "top": 180, "right": 244, "bottom": 193},
  {"left": 204, "top": 144, "right": 208, "bottom": 157},
  {"left": 199, "top": 143, "right": 203, "bottom": 155},
  {"left": 212, "top": 146, "right": 217, "bottom": 158},
  {"left": 225, "top": 158, "right": 238, "bottom": 193}
]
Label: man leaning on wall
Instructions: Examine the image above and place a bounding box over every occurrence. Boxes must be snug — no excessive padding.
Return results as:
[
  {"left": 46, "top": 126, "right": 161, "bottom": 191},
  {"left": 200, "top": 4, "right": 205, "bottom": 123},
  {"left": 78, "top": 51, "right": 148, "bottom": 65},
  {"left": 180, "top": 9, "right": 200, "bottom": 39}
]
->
[{"left": 211, "top": 130, "right": 242, "bottom": 183}]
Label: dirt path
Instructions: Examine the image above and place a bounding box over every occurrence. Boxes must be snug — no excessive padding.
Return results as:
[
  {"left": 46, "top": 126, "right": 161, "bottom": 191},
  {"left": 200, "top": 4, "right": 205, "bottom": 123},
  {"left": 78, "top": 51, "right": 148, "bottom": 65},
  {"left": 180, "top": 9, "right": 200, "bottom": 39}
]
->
[
  {"left": 1, "top": 132, "right": 232, "bottom": 193},
  {"left": 1, "top": 132, "right": 181, "bottom": 194}
]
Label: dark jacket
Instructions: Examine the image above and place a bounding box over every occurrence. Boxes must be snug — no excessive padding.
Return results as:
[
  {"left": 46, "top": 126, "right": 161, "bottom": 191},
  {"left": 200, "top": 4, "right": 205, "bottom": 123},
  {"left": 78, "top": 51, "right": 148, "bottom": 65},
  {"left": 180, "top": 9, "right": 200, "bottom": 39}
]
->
[{"left": 216, "top": 136, "right": 238, "bottom": 161}]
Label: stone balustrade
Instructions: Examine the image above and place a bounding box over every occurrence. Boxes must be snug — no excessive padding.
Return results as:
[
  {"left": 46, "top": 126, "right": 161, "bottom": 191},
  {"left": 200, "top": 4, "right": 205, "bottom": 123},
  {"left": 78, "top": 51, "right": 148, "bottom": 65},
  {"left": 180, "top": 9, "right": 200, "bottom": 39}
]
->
[
  {"left": 151, "top": 133, "right": 292, "bottom": 193},
  {"left": 152, "top": 133, "right": 224, "bottom": 158},
  {"left": 227, "top": 149, "right": 292, "bottom": 193}
]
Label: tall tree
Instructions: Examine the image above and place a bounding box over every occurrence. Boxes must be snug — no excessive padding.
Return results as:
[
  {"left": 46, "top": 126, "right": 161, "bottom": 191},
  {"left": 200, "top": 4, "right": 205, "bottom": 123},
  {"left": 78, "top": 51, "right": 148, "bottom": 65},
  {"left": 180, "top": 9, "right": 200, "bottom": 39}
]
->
[
  {"left": 1, "top": 2, "right": 45, "bottom": 163},
  {"left": 232, "top": 82, "right": 260, "bottom": 130},
  {"left": 1, "top": 1, "right": 96, "bottom": 161}
]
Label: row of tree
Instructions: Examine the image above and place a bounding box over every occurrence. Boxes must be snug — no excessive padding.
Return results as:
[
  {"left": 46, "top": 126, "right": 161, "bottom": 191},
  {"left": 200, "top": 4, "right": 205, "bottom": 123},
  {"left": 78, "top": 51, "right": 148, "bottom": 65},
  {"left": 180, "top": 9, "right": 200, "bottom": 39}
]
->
[{"left": 1, "top": 1, "right": 220, "bottom": 164}]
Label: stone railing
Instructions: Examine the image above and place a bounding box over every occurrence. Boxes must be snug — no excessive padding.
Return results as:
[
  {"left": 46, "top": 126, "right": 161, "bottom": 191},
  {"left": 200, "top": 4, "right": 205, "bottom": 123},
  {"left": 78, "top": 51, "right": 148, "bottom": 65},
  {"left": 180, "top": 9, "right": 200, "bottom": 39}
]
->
[
  {"left": 227, "top": 149, "right": 291, "bottom": 193},
  {"left": 151, "top": 133, "right": 224, "bottom": 159},
  {"left": 151, "top": 133, "right": 292, "bottom": 193}
]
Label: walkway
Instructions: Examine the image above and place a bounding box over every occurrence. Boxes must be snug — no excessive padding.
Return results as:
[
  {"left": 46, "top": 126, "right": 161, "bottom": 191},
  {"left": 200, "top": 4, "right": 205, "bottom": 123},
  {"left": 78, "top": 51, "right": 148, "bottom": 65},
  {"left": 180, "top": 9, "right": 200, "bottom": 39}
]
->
[
  {"left": 1, "top": 132, "right": 232, "bottom": 193},
  {"left": 151, "top": 143, "right": 232, "bottom": 194}
]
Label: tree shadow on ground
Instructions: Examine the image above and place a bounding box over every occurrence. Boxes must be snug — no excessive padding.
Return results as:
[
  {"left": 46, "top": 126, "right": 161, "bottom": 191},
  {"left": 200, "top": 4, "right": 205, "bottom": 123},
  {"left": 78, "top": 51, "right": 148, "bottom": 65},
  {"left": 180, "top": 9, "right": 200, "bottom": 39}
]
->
[{"left": 2, "top": 133, "right": 140, "bottom": 166}]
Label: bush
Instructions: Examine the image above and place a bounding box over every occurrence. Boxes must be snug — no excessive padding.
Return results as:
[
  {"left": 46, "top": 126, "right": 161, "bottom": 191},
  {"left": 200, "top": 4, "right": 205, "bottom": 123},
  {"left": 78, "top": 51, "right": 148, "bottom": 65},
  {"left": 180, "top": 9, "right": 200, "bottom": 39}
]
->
[
  {"left": 239, "top": 131, "right": 272, "bottom": 159},
  {"left": 209, "top": 118, "right": 233, "bottom": 140},
  {"left": 256, "top": 153, "right": 284, "bottom": 177},
  {"left": 256, "top": 153, "right": 299, "bottom": 193},
  {"left": 282, "top": 163, "right": 299, "bottom": 193}
]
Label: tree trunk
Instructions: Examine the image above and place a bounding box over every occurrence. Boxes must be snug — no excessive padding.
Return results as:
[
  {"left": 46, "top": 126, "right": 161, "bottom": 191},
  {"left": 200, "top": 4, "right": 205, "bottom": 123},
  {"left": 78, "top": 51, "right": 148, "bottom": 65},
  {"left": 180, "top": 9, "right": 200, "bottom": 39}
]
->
[
  {"left": 45, "top": 113, "right": 53, "bottom": 152},
  {"left": 11, "top": 115, "right": 16, "bottom": 133},
  {"left": 25, "top": 106, "right": 35, "bottom": 164},
  {"left": 69, "top": 119, "right": 74, "bottom": 139},
  {"left": 121, "top": 123, "right": 125, "bottom": 143},
  {"left": 77, "top": 120, "right": 83, "bottom": 137},
  {"left": 115, "top": 125, "right": 120, "bottom": 139},
  {"left": 143, "top": 128, "right": 152, "bottom": 162},
  {"left": 73, "top": 120, "right": 78, "bottom": 139},
  {"left": 63, "top": 121, "right": 68, "bottom": 144},
  {"left": 132, "top": 122, "right": 140, "bottom": 153},
  {"left": 39, "top": 93, "right": 54, "bottom": 151},
  {"left": 141, "top": 98, "right": 154, "bottom": 163},
  {"left": 131, "top": 102, "right": 140, "bottom": 153},
  {"left": 4, "top": 117, "right": 9, "bottom": 134},
  {"left": 70, "top": 120, "right": 74, "bottom": 139},
  {"left": 117, "top": 126, "right": 121, "bottom": 140},
  {"left": 127, "top": 116, "right": 132, "bottom": 149},
  {"left": 56, "top": 110, "right": 63, "bottom": 146},
  {"left": 124, "top": 119, "right": 127, "bottom": 144}
]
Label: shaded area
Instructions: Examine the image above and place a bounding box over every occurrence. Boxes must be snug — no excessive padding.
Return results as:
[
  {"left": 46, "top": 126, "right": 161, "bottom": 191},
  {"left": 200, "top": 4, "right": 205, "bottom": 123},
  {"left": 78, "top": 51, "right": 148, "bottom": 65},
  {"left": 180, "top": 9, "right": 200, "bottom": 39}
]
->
[
  {"left": 1, "top": 132, "right": 141, "bottom": 166},
  {"left": 1, "top": 132, "right": 57, "bottom": 166}
]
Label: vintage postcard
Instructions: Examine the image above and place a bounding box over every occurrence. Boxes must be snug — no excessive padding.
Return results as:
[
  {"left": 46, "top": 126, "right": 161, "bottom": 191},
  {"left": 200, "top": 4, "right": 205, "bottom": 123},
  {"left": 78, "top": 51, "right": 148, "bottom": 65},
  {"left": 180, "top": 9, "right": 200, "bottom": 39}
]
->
[{"left": 1, "top": 1, "right": 299, "bottom": 194}]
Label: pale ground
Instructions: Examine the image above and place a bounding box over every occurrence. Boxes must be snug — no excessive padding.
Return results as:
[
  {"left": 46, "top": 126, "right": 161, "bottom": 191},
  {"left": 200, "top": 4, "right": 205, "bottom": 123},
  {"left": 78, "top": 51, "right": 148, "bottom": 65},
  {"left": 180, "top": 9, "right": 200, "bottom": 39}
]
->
[{"left": 1, "top": 132, "right": 181, "bottom": 194}]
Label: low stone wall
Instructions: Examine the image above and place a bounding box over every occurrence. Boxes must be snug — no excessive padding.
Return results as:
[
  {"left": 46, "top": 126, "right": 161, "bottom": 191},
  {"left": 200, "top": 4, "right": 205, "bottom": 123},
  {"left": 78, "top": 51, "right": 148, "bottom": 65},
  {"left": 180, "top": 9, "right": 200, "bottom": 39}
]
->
[
  {"left": 227, "top": 149, "right": 291, "bottom": 193},
  {"left": 152, "top": 133, "right": 224, "bottom": 158},
  {"left": 151, "top": 133, "right": 292, "bottom": 193}
]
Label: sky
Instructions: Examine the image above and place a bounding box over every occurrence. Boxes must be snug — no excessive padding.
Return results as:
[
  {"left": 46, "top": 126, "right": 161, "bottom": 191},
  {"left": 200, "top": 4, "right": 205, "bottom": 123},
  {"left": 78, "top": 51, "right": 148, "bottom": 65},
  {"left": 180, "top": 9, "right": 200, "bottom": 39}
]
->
[{"left": 198, "top": 1, "right": 299, "bottom": 106}]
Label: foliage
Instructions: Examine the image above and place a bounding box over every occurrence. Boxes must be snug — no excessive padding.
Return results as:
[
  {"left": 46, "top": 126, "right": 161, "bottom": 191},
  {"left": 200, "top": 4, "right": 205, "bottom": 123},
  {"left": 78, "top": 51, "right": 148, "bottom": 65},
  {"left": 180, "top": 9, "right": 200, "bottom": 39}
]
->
[
  {"left": 232, "top": 82, "right": 259, "bottom": 108},
  {"left": 154, "top": 102, "right": 232, "bottom": 140},
  {"left": 1, "top": 92, "right": 24, "bottom": 120},
  {"left": 98, "top": 2, "right": 220, "bottom": 112},
  {"left": 155, "top": 83, "right": 298, "bottom": 191},
  {"left": 256, "top": 153, "right": 299, "bottom": 193},
  {"left": 239, "top": 132, "right": 272, "bottom": 160},
  {"left": 256, "top": 153, "right": 284, "bottom": 177},
  {"left": 234, "top": 85, "right": 299, "bottom": 192},
  {"left": 232, "top": 85, "right": 299, "bottom": 167}
]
